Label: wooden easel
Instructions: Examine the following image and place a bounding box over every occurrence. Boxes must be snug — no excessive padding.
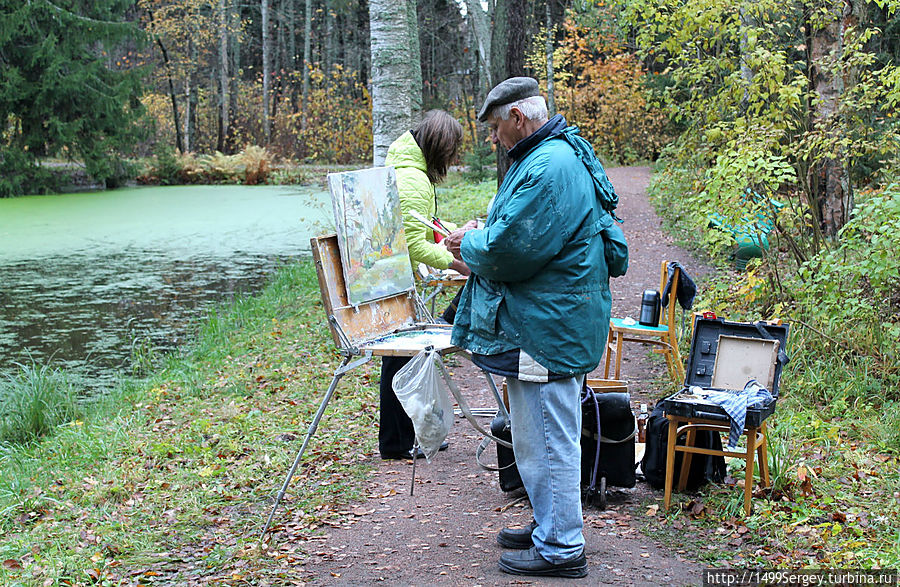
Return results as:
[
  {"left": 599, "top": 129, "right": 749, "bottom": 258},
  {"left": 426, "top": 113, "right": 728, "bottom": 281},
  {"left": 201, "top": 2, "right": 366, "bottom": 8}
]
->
[{"left": 259, "top": 235, "right": 507, "bottom": 543}]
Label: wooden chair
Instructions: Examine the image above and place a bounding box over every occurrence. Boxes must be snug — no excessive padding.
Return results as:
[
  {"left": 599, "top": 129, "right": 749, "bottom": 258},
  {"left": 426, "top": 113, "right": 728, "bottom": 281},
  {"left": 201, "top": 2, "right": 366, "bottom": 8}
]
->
[
  {"left": 603, "top": 260, "right": 685, "bottom": 384},
  {"left": 663, "top": 416, "right": 770, "bottom": 516}
]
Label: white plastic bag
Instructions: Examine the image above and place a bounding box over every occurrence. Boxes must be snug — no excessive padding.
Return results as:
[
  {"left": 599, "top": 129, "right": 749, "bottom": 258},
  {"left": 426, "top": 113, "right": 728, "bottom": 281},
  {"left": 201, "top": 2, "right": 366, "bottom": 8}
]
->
[{"left": 392, "top": 348, "right": 454, "bottom": 461}]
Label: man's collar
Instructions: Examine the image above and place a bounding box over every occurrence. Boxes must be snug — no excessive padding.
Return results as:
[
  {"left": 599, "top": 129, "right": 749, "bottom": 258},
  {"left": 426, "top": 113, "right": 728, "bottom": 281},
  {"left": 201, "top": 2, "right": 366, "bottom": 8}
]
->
[{"left": 507, "top": 114, "right": 567, "bottom": 161}]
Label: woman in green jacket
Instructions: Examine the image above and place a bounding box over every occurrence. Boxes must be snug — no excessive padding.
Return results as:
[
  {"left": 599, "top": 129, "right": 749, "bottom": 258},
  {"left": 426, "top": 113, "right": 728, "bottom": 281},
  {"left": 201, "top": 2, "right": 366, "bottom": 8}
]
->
[{"left": 379, "top": 110, "right": 469, "bottom": 460}]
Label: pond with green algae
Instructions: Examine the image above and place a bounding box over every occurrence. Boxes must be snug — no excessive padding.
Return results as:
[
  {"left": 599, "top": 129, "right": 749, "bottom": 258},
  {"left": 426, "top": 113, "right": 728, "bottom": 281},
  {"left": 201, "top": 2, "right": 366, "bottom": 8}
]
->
[{"left": 0, "top": 184, "right": 333, "bottom": 385}]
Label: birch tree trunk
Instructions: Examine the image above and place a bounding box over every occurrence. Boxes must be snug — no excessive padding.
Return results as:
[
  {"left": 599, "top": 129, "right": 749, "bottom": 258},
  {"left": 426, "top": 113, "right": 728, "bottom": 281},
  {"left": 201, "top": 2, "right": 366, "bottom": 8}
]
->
[
  {"left": 301, "top": 0, "right": 312, "bottom": 129},
  {"left": 274, "top": 0, "right": 285, "bottom": 120},
  {"left": 739, "top": 6, "right": 756, "bottom": 113},
  {"left": 407, "top": 0, "right": 423, "bottom": 119},
  {"left": 228, "top": 0, "right": 240, "bottom": 151},
  {"left": 186, "top": 39, "right": 198, "bottom": 152},
  {"left": 262, "top": 0, "right": 272, "bottom": 144},
  {"left": 217, "top": 0, "right": 229, "bottom": 153},
  {"left": 289, "top": 0, "right": 297, "bottom": 71},
  {"left": 325, "top": 0, "right": 334, "bottom": 78},
  {"left": 545, "top": 2, "right": 555, "bottom": 116},
  {"left": 464, "top": 0, "right": 492, "bottom": 89},
  {"left": 370, "top": 0, "right": 419, "bottom": 166}
]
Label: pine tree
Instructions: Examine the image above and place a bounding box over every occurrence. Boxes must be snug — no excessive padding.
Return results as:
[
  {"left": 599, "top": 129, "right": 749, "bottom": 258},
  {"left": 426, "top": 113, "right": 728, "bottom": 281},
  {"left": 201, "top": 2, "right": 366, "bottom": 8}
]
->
[{"left": 0, "top": 0, "right": 146, "bottom": 196}]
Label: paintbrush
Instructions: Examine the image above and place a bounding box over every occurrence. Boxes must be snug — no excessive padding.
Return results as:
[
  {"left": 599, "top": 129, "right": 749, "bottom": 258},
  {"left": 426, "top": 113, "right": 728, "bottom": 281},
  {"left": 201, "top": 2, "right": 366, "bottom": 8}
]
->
[{"left": 406, "top": 209, "right": 451, "bottom": 237}]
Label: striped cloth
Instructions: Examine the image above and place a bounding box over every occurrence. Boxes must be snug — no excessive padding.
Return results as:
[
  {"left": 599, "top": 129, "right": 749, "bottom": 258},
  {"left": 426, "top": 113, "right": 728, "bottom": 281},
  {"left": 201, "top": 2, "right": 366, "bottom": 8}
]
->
[{"left": 700, "top": 380, "right": 773, "bottom": 449}]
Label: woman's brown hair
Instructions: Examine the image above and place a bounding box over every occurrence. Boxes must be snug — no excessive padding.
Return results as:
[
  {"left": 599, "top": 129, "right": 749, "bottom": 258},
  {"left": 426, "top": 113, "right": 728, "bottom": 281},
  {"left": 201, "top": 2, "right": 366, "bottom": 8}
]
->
[{"left": 413, "top": 110, "right": 463, "bottom": 184}]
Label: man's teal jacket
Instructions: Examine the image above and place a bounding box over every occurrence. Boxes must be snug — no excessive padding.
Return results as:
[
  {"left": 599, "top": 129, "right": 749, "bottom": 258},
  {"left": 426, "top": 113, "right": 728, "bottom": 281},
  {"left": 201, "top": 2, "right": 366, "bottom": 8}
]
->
[{"left": 451, "top": 120, "right": 627, "bottom": 376}]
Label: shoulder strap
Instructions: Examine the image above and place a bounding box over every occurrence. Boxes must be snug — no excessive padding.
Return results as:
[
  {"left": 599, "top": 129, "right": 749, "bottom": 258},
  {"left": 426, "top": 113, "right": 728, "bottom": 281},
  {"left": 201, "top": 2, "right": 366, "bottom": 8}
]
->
[{"left": 754, "top": 322, "right": 790, "bottom": 365}]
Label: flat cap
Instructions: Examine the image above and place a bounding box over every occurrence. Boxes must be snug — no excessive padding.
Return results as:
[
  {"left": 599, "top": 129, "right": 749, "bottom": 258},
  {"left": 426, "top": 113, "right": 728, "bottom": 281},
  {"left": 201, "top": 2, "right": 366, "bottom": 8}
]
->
[{"left": 477, "top": 77, "right": 540, "bottom": 122}]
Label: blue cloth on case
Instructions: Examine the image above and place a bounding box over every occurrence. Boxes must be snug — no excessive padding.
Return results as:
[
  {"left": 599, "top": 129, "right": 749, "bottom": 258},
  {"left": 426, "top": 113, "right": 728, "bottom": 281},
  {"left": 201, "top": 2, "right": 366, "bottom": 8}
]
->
[{"left": 693, "top": 380, "right": 773, "bottom": 449}]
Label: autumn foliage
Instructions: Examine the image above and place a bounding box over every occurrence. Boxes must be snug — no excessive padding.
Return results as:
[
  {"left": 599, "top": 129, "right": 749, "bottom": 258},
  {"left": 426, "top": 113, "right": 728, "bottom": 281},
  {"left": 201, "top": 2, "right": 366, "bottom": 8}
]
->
[
  {"left": 276, "top": 66, "right": 372, "bottom": 164},
  {"left": 143, "top": 65, "right": 371, "bottom": 165},
  {"left": 538, "top": 13, "right": 672, "bottom": 164}
]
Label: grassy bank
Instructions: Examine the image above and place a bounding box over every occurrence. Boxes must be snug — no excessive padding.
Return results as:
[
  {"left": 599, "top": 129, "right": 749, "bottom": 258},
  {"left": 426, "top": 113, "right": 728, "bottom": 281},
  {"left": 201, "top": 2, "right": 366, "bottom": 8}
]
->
[
  {"left": 0, "top": 261, "right": 380, "bottom": 584},
  {"left": 646, "top": 337, "right": 900, "bottom": 568},
  {"left": 0, "top": 169, "right": 496, "bottom": 584},
  {"left": 642, "top": 169, "right": 900, "bottom": 568}
]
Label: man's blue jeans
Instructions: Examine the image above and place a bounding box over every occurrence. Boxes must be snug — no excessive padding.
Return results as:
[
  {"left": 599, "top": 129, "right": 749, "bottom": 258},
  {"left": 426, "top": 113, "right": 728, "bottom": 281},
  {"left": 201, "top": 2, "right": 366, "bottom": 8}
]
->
[{"left": 506, "top": 375, "right": 585, "bottom": 562}]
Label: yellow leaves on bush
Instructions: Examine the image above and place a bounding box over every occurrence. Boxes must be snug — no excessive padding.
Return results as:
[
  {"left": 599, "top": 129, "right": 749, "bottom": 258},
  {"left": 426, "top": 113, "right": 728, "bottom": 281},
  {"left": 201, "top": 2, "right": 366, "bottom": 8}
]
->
[
  {"left": 273, "top": 65, "right": 371, "bottom": 164},
  {"left": 173, "top": 146, "right": 273, "bottom": 184},
  {"left": 539, "top": 17, "right": 672, "bottom": 164},
  {"left": 241, "top": 145, "right": 271, "bottom": 185},
  {"left": 141, "top": 93, "right": 177, "bottom": 145}
]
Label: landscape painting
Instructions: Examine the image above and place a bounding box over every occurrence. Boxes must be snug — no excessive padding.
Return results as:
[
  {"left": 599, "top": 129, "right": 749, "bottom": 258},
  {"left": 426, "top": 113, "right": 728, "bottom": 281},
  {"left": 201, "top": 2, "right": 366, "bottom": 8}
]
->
[{"left": 327, "top": 167, "right": 415, "bottom": 306}]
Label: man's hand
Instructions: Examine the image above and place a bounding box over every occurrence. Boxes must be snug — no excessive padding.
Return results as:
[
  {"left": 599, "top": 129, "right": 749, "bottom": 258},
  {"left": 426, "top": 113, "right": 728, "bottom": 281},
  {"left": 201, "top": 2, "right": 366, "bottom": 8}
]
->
[
  {"left": 443, "top": 229, "right": 467, "bottom": 260},
  {"left": 449, "top": 258, "right": 471, "bottom": 276},
  {"left": 444, "top": 220, "right": 479, "bottom": 260}
]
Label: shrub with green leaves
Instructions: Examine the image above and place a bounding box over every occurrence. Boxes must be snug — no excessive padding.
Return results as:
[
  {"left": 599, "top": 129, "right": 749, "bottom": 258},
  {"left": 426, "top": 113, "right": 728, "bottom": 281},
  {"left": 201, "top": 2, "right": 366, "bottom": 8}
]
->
[
  {"left": 790, "top": 184, "right": 900, "bottom": 378},
  {"left": 0, "top": 362, "right": 84, "bottom": 444}
]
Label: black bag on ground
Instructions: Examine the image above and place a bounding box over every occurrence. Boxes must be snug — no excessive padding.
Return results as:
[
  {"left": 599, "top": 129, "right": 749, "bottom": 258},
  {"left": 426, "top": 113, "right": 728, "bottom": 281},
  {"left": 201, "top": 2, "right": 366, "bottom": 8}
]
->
[
  {"left": 494, "top": 382, "right": 637, "bottom": 504},
  {"left": 641, "top": 403, "right": 726, "bottom": 490},
  {"left": 492, "top": 413, "right": 524, "bottom": 492},
  {"left": 581, "top": 385, "right": 636, "bottom": 507}
]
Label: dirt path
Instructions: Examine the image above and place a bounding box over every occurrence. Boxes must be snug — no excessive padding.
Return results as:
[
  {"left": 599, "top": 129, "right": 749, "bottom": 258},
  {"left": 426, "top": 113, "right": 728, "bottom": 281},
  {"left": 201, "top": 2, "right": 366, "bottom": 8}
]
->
[{"left": 281, "top": 167, "right": 711, "bottom": 586}]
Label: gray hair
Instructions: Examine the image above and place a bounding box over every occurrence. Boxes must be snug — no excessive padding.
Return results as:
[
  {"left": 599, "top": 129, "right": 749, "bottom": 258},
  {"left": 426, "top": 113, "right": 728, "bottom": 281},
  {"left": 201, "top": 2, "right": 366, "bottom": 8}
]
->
[{"left": 493, "top": 95, "right": 548, "bottom": 121}]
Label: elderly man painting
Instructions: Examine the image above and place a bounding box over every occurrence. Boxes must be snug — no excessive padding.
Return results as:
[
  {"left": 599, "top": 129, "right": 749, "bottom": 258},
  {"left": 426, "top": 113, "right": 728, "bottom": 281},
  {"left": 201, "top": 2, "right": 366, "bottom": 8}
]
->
[{"left": 444, "top": 77, "right": 627, "bottom": 578}]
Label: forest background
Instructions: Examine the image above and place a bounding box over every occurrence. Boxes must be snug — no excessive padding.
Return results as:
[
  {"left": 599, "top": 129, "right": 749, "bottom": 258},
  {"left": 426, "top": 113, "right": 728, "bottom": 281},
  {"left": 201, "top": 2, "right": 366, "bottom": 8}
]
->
[{"left": 1, "top": 0, "right": 900, "bottom": 577}]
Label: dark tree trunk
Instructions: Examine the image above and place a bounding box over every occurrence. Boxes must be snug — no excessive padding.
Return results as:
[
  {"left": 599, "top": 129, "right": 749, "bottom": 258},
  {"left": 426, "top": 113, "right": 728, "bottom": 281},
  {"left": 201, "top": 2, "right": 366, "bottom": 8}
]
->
[
  {"left": 147, "top": 10, "right": 184, "bottom": 154},
  {"left": 490, "top": 0, "right": 508, "bottom": 87},
  {"left": 505, "top": 0, "right": 525, "bottom": 77},
  {"left": 357, "top": 0, "right": 370, "bottom": 88},
  {"left": 494, "top": 0, "right": 526, "bottom": 186},
  {"left": 807, "top": 0, "right": 858, "bottom": 237}
]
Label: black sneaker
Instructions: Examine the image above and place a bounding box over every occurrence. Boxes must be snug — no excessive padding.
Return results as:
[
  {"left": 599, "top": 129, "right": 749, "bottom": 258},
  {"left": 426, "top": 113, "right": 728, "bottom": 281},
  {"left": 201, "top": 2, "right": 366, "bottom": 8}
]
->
[
  {"left": 498, "top": 547, "right": 588, "bottom": 578},
  {"left": 497, "top": 520, "right": 537, "bottom": 549}
]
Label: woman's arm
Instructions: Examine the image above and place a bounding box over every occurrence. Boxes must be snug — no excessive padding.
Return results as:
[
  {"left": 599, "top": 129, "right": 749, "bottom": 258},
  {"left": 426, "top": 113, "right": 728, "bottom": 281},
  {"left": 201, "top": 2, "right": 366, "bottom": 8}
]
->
[{"left": 397, "top": 171, "right": 455, "bottom": 269}]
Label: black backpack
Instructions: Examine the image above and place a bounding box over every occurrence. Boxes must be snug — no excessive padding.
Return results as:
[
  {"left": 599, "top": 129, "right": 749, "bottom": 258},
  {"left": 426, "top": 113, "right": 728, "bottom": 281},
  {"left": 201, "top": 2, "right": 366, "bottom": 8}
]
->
[{"left": 641, "top": 403, "right": 726, "bottom": 490}]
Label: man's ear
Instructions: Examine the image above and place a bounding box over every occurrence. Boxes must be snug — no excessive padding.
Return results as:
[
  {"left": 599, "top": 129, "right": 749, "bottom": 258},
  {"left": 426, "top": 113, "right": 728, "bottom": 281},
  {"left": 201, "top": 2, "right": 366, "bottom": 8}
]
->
[{"left": 510, "top": 107, "right": 525, "bottom": 128}]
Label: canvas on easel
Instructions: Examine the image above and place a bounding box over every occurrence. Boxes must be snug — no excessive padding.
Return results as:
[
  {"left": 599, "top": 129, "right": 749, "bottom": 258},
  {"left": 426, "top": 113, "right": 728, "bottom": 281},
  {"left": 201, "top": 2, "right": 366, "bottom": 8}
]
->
[
  {"left": 311, "top": 234, "right": 455, "bottom": 356},
  {"left": 327, "top": 167, "right": 416, "bottom": 306}
]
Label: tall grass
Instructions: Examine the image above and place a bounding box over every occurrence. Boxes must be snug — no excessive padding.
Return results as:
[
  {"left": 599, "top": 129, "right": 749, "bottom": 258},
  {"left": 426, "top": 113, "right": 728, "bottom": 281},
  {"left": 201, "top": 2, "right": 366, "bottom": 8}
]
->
[
  {"left": 437, "top": 171, "right": 496, "bottom": 223},
  {"left": 0, "top": 361, "right": 84, "bottom": 444},
  {"left": 0, "top": 259, "right": 380, "bottom": 583}
]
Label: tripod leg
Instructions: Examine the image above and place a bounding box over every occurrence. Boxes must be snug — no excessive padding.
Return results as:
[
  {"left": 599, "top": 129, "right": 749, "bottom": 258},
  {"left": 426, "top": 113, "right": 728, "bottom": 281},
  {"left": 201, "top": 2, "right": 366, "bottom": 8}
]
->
[{"left": 259, "top": 357, "right": 350, "bottom": 545}]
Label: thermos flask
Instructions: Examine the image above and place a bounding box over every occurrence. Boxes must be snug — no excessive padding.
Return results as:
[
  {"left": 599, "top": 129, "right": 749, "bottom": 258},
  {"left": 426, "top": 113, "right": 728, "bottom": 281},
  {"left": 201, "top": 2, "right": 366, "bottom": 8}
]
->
[{"left": 639, "top": 289, "right": 661, "bottom": 326}]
